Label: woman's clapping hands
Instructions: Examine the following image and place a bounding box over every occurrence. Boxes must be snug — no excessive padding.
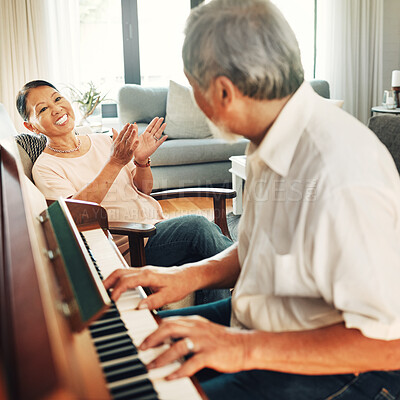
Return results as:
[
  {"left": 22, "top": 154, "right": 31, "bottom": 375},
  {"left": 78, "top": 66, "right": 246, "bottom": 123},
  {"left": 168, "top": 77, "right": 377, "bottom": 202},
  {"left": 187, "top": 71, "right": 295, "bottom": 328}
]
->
[
  {"left": 133, "top": 117, "right": 167, "bottom": 163},
  {"left": 110, "top": 123, "right": 140, "bottom": 166},
  {"left": 110, "top": 117, "right": 167, "bottom": 166}
]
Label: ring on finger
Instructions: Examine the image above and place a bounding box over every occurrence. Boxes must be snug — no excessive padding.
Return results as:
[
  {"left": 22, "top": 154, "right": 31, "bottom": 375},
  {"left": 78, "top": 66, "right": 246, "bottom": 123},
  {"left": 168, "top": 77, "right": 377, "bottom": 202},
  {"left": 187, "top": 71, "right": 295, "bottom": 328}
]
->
[
  {"left": 183, "top": 337, "right": 195, "bottom": 354},
  {"left": 153, "top": 134, "right": 158, "bottom": 141}
]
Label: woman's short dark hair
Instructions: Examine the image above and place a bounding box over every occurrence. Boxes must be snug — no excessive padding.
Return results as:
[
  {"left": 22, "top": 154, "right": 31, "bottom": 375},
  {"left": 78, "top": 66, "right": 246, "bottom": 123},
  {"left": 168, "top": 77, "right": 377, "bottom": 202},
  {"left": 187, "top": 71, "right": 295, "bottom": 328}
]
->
[{"left": 16, "top": 80, "right": 58, "bottom": 121}]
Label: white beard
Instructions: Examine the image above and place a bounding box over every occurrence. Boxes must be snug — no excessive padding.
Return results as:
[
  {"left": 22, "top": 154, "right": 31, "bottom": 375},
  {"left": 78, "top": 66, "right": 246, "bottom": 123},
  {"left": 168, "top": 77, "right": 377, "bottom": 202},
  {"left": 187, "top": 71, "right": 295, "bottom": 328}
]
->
[{"left": 205, "top": 117, "right": 242, "bottom": 143}]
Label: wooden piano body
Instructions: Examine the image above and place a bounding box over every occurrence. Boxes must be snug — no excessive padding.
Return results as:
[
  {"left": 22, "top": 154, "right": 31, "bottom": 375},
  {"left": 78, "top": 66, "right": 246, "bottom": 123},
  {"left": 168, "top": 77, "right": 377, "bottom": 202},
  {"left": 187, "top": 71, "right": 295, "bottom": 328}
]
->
[
  {"left": 0, "top": 105, "right": 112, "bottom": 399},
  {"left": 0, "top": 105, "right": 205, "bottom": 400}
]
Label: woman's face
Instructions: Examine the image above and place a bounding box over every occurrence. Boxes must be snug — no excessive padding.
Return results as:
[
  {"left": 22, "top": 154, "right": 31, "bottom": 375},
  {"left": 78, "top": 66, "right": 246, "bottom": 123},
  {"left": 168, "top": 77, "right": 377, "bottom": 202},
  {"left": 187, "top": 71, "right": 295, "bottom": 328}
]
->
[{"left": 25, "top": 85, "right": 75, "bottom": 136}]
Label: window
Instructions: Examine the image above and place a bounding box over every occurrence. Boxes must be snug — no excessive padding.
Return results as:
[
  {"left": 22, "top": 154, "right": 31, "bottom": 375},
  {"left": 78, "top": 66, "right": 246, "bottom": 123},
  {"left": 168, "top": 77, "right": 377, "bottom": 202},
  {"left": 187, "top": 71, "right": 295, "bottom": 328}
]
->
[
  {"left": 121, "top": 0, "right": 193, "bottom": 87},
  {"left": 79, "top": 0, "right": 124, "bottom": 98},
  {"left": 78, "top": 0, "right": 316, "bottom": 93},
  {"left": 271, "top": 0, "right": 315, "bottom": 79},
  {"left": 136, "top": 0, "right": 191, "bottom": 86}
]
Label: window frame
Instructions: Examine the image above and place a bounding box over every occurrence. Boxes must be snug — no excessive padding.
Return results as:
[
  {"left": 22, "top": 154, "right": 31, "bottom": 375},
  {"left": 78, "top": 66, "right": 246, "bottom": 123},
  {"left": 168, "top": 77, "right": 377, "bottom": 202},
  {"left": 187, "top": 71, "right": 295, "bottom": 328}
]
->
[
  {"left": 121, "top": 0, "right": 316, "bottom": 84},
  {"left": 121, "top": 0, "right": 204, "bottom": 85}
]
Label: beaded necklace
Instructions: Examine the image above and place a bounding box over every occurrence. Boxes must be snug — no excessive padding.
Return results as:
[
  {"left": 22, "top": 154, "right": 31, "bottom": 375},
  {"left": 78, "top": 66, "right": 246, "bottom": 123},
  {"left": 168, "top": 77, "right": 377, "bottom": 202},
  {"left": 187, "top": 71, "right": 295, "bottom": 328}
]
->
[{"left": 47, "top": 135, "right": 81, "bottom": 153}]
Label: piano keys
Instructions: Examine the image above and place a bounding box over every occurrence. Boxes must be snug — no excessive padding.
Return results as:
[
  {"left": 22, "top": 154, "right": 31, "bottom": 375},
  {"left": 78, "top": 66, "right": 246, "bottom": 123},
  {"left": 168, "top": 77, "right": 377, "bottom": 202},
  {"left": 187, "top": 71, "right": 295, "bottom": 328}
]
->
[{"left": 80, "top": 228, "right": 203, "bottom": 400}]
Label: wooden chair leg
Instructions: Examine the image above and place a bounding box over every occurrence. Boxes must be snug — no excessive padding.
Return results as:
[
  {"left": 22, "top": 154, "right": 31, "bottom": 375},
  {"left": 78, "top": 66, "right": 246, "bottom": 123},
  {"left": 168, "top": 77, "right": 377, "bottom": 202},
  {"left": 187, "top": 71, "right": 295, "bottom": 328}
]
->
[
  {"left": 128, "top": 235, "right": 146, "bottom": 267},
  {"left": 213, "top": 197, "right": 232, "bottom": 240}
]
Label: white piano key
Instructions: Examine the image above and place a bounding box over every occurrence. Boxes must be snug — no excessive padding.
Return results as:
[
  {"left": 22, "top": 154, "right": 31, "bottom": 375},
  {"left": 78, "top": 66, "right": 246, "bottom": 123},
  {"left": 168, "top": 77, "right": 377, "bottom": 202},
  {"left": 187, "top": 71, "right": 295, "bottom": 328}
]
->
[
  {"left": 81, "top": 229, "right": 126, "bottom": 279},
  {"left": 116, "top": 291, "right": 142, "bottom": 312},
  {"left": 153, "top": 378, "right": 202, "bottom": 400}
]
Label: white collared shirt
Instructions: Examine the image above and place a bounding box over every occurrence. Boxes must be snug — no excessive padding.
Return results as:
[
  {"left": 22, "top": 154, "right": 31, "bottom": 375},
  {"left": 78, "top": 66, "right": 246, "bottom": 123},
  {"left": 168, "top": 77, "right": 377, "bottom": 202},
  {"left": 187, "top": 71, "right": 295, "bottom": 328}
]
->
[{"left": 231, "top": 82, "right": 400, "bottom": 340}]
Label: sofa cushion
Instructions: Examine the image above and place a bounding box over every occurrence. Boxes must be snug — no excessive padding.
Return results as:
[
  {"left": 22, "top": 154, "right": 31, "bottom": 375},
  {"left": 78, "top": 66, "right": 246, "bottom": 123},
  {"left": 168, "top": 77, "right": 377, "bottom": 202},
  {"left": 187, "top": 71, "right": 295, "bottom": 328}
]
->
[
  {"left": 164, "top": 80, "right": 212, "bottom": 139},
  {"left": 118, "top": 85, "right": 168, "bottom": 124},
  {"left": 151, "top": 137, "right": 249, "bottom": 166}
]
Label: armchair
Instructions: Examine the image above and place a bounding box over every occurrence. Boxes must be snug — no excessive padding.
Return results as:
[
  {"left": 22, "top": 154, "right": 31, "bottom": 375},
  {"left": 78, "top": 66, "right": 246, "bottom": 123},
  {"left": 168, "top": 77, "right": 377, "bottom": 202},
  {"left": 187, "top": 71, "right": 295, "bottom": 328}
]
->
[{"left": 15, "top": 133, "right": 236, "bottom": 268}]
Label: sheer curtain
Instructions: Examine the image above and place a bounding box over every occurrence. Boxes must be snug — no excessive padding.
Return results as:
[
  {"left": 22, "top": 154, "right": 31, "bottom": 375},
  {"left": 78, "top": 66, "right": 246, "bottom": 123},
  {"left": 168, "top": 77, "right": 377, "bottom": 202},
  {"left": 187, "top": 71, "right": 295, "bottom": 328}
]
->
[
  {"left": 316, "top": 0, "right": 383, "bottom": 124},
  {"left": 0, "top": 0, "right": 79, "bottom": 132}
]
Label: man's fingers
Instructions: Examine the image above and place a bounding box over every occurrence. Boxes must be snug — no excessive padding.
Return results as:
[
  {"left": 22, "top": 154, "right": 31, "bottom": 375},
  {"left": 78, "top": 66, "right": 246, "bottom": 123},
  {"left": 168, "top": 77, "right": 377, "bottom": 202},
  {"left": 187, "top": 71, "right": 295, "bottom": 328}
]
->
[
  {"left": 147, "top": 339, "right": 191, "bottom": 370},
  {"left": 140, "top": 318, "right": 194, "bottom": 350},
  {"left": 103, "top": 269, "right": 127, "bottom": 289},
  {"left": 167, "top": 355, "right": 205, "bottom": 380},
  {"left": 136, "top": 290, "right": 169, "bottom": 312},
  {"left": 103, "top": 269, "right": 140, "bottom": 301}
]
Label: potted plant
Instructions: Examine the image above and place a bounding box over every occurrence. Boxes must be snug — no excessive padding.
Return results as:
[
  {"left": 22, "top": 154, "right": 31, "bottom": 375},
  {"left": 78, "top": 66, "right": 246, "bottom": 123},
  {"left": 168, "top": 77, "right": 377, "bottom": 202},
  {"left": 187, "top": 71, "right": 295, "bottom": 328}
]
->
[{"left": 66, "top": 81, "right": 108, "bottom": 127}]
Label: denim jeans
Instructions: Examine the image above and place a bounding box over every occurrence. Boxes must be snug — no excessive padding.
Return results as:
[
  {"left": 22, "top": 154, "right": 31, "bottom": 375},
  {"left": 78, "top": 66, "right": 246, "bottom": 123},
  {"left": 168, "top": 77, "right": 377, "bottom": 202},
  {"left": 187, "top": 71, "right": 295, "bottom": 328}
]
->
[
  {"left": 159, "top": 299, "right": 400, "bottom": 400},
  {"left": 144, "top": 214, "right": 233, "bottom": 304}
]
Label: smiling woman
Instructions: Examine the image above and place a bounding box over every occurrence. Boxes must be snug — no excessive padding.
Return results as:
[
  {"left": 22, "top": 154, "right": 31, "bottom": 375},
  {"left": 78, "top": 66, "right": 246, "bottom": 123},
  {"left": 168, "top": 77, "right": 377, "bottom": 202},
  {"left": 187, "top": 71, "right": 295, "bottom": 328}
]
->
[
  {"left": 18, "top": 84, "right": 78, "bottom": 152},
  {"left": 14, "top": 79, "right": 233, "bottom": 306}
]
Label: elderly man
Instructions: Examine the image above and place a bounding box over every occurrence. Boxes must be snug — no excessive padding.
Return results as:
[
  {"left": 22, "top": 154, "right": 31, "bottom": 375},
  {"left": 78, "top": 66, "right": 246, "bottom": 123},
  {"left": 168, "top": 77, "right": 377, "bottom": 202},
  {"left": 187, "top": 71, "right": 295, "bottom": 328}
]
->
[{"left": 104, "top": 0, "right": 400, "bottom": 398}]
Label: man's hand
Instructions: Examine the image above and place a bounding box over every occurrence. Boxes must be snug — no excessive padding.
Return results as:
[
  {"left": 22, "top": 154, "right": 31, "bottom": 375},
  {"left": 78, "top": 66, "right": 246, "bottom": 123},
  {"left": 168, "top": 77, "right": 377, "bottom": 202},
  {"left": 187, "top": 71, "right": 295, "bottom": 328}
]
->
[
  {"left": 103, "top": 266, "right": 194, "bottom": 310},
  {"left": 139, "top": 316, "right": 248, "bottom": 379}
]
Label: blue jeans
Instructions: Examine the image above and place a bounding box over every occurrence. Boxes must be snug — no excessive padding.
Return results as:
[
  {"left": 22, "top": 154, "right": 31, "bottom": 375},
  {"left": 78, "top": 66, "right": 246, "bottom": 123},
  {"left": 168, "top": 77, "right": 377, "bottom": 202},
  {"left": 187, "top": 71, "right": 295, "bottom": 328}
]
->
[
  {"left": 159, "top": 299, "right": 400, "bottom": 400},
  {"left": 144, "top": 214, "right": 233, "bottom": 304}
]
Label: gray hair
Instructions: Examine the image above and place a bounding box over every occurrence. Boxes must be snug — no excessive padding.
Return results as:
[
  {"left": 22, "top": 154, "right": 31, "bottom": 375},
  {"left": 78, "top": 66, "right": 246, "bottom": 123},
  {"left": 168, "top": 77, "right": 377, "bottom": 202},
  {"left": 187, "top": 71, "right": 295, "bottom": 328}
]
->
[{"left": 182, "top": 0, "right": 304, "bottom": 100}]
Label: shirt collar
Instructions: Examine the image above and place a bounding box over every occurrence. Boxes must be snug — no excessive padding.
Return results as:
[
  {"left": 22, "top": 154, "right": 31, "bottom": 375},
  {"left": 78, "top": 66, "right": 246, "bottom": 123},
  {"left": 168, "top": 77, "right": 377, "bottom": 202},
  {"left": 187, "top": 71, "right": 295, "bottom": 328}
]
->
[{"left": 248, "top": 81, "right": 317, "bottom": 177}]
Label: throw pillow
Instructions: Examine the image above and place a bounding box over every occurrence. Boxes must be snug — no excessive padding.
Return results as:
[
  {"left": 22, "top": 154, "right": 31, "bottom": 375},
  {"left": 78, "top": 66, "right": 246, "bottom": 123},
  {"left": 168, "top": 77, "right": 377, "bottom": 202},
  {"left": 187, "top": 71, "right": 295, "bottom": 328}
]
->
[{"left": 164, "top": 80, "right": 212, "bottom": 139}]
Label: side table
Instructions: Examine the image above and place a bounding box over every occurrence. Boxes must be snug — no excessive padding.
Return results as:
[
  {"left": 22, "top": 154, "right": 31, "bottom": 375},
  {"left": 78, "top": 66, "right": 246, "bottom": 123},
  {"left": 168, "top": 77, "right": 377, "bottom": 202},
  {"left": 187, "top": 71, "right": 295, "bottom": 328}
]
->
[
  {"left": 371, "top": 106, "right": 400, "bottom": 117},
  {"left": 229, "top": 155, "right": 246, "bottom": 215}
]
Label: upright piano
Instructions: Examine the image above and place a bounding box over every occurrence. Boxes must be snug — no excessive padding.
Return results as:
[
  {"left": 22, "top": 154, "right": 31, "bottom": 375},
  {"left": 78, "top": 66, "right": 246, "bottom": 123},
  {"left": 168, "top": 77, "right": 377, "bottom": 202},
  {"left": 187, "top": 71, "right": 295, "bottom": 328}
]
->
[{"left": 0, "top": 105, "right": 205, "bottom": 399}]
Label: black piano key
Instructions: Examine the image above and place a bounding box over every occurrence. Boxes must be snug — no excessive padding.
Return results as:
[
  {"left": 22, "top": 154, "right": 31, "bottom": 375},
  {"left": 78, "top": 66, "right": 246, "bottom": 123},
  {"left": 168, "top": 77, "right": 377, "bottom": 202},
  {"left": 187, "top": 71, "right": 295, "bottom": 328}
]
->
[
  {"left": 93, "top": 331, "right": 129, "bottom": 346},
  {"left": 98, "top": 309, "right": 120, "bottom": 321},
  {"left": 110, "top": 379, "right": 157, "bottom": 400},
  {"left": 103, "top": 358, "right": 144, "bottom": 374},
  {"left": 99, "top": 345, "right": 138, "bottom": 363},
  {"left": 90, "top": 323, "right": 127, "bottom": 338},
  {"left": 95, "top": 337, "right": 133, "bottom": 352},
  {"left": 104, "top": 361, "right": 148, "bottom": 383},
  {"left": 90, "top": 320, "right": 126, "bottom": 332},
  {"left": 91, "top": 317, "right": 122, "bottom": 329}
]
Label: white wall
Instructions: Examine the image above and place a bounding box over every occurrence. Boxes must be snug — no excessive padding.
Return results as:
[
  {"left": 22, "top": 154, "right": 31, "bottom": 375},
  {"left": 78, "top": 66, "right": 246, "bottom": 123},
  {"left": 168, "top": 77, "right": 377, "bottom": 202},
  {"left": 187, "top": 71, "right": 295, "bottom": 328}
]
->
[{"left": 382, "top": 0, "right": 400, "bottom": 92}]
